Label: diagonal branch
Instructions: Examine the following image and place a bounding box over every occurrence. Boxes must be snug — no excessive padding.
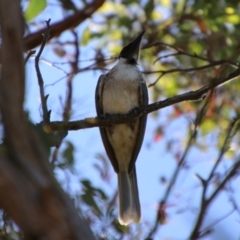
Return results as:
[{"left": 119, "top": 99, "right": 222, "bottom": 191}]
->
[
  {"left": 23, "top": 0, "right": 105, "bottom": 51},
  {"left": 45, "top": 66, "right": 240, "bottom": 132}
]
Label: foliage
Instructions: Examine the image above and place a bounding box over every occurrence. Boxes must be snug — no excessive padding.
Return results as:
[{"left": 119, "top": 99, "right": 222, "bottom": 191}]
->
[{"left": 24, "top": 0, "right": 47, "bottom": 21}]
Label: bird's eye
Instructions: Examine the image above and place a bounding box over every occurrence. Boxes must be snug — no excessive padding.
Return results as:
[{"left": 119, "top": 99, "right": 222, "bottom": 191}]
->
[{"left": 127, "top": 58, "right": 137, "bottom": 65}]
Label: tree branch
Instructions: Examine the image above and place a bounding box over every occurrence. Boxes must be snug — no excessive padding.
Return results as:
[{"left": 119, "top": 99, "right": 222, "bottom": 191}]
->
[
  {"left": 189, "top": 117, "right": 240, "bottom": 239},
  {"left": 151, "top": 42, "right": 237, "bottom": 66},
  {"left": 45, "top": 67, "right": 240, "bottom": 132},
  {"left": 35, "top": 19, "right": 52, "bottom": 123},
  {"left": 23, "top": 0, "right": 105, "bottom": 51},
  {"left": 145, "top": 90, "right": 214, "bottom": 239},
  {"left": 147, "top": 60, "right": 234, "bottom": 87},
  {"left": 62, "top": 30, "right": 79, "bottom": 122}
]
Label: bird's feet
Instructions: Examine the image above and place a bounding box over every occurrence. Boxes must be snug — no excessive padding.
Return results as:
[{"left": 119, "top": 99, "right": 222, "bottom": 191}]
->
[{"left": 128, "top": 107, "right": 139, "bottom": 115}]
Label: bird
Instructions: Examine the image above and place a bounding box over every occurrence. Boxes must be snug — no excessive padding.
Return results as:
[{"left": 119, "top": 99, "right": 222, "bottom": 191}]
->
[{"left": 95, "top": 31, "right": 148, "bottom": 225}]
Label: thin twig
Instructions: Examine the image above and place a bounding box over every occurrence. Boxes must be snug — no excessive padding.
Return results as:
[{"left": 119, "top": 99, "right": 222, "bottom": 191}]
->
[
  {"left": 51, "top": 147, "right": 60, "bottom": 165},
  {"left": 45, "top": 66, "right": 109, "bottom": 88},
  {"left": 229, "top": 189, "right": 240, "bottom": 216},
  {"left": 190, "top": 158, "right": 240, "bottom": 240},
  {"left": 144, "top": 61, "right": 226, "bottom": 75},
  {"left": 62, "top": 30, "right": 79, "bottom": 122},
  {"left": 146, "top": 60, "right": 235, "bottom": 87},
  {"left": 198, "top": 208, "right": 235, "bottom": 238},
  {"left": 35, "top": 19, "right": 52, "bottom": 123},
  {"left": 207, "top": 118, "right": 239, "bottom": 181},
  {"left": 147, "top": 41, "right": 237, "bottom": 66},
  {"left": 50, "top": 53, "right": 116, "bottom": 64},
  {"left": 24, "top": 50, "right": 36, "bottom": 65},
  {"left": 153, "top": 52, "right": 180, "bottom": 63},
  {"left": 37, "top": 58, "right": 69, "bottom": 75},
  {"left": 208, "top": 155, "right": 240, "bottom": 204}
]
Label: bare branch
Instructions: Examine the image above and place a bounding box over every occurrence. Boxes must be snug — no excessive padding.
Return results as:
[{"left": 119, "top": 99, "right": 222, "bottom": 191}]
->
[
  {"left": 23, "top": 0, "right": 105, "bottom": 51},
  {"left": 145, "top": 91, "right": 214, "bottom": 239},
  {"left": 189, "top": 157, "right": 240, "bottom": 239},
  {"left": 24, "top": 50, "right": 36, "bottom": 65},
  {"left": 62, "top": 30, "right": 79, "bottom": 122},
  {"left": 151, "top": 42, "right": 237, "bottom": 66},
  {"left": 207, "top": 118, "right": 239, "bottom": 181},
  {"left": 146, "top": 60, "right": 234, "bottom": 87},
  {"left": 35, "top": 19, "right": 52, "bottom": 123},
  {"left": 45, "top": 67, "right": 240, "bottom": 132},
  {"left": 199, "top": 208, "right": 235, "bottom": 238},
  {"left": 189, "top": 117, "right": 240, "bottom": 239}
]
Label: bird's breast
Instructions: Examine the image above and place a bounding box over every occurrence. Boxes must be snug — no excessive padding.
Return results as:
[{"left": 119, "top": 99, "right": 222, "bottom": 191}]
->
[{"left": 102, "top": 67, "right": 141, "bottom": 114}]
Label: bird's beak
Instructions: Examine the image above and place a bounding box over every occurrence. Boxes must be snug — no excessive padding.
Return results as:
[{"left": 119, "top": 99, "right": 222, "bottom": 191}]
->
[{"left": 119, "top": 31, "right": 145, "bottom": 60}]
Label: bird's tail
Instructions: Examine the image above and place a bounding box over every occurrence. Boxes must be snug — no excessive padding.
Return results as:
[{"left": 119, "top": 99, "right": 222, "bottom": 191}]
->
[{"left": 118, "top": 167, "right": 141, "bottom": 225}]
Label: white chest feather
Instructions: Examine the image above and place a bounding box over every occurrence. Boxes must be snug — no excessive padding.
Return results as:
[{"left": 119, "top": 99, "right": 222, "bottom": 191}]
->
[{"left": 102, "top": 60, "right": 141, "bottom": 114}]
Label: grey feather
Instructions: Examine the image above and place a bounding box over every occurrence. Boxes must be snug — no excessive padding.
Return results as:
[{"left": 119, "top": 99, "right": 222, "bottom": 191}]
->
[{"left": 118, "top": 167, "right": 141, "bottom": 225}]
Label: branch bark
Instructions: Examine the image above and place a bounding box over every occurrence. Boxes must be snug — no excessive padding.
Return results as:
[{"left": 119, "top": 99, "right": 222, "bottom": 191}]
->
[
  {"left": 45, "top": 66, "right": 240, "bottom": 132},
  {"left": 24, "top": 0, "right": 105, "bottom": 51}
]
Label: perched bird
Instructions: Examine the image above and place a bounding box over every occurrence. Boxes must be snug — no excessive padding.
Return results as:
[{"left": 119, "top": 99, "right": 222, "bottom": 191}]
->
[{"left": 95, "top": 31, "right": 148, "bottom": 225}]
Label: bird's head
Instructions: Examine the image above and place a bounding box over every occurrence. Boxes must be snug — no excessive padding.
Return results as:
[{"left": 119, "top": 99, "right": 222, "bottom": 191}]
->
[{"left": 119, "top": 31, "right": 145, "bottom": 65}]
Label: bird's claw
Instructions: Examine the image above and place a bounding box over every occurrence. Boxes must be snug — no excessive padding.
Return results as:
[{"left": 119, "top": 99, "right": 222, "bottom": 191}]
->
[{"left": 128, "top": 107, "right": 139, "bottom": 115}]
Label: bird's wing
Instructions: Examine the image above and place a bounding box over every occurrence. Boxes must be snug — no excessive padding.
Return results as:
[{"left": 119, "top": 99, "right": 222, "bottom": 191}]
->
[
  {"left": 128, "top": 76, "right": 148, "bottom": 173},
  {"left": 95, "top": 74, "right": 119, "bottom": 173}
]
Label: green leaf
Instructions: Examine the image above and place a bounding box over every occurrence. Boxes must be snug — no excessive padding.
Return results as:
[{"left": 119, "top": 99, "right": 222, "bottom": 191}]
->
[
  {"left": 201, "top": 118, "right": 216, "bottom": 136},
  {"left": 98, "top": 2, "right": 126, "bottom": 14},
  {"left": 56, "top": 141, "right": 74, "bottom": 169},
  {"left": 81, "top": 192, "right": 102, "bottom": 216},
  {"left": 225, "top": 149, "right": 235, "bottom": 159},
  {"left": 62, "top": 141, "right": 74, "bottom": 164},
  {"left": 174, "top": 0, "right": 186, "bottom": 14},
  {"left": 118, "top": 16, "right": 132, "bottom": 28},
  {"left": 144, "top": 0, "right": 154, "bottom": 19},
  {"left": 81, "top": 179, "right": 108, "bottom": 217},
  {"left": 25, "top": 0, "right": 47, "bottom": 22},
  {"left": 81, "top": 28, "right": 91, "bottom": 46},
  {"left": 160, "top": 0, "right": 171, "bottom": 7},
  {"left": 224, "top": 14, "right": 240, "bottom": 24},
  {"left": 81, "top": 180, "right": 108, "bottom": 200}
]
